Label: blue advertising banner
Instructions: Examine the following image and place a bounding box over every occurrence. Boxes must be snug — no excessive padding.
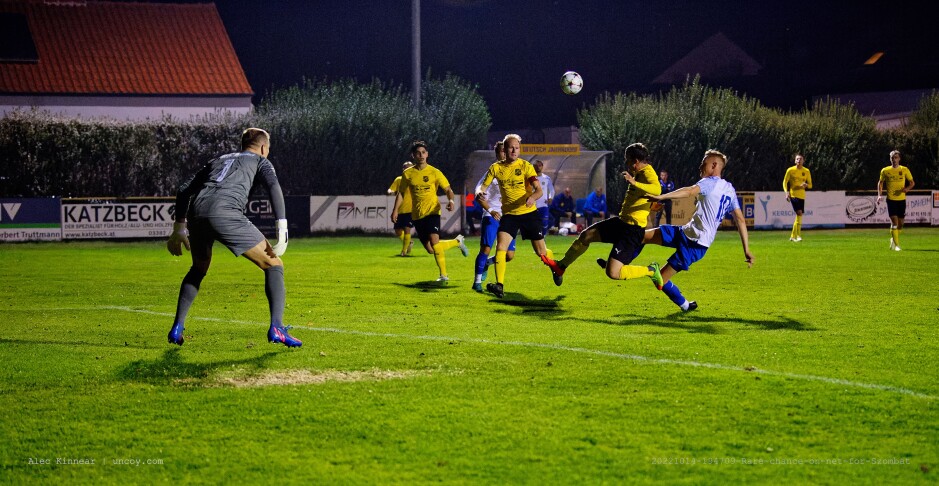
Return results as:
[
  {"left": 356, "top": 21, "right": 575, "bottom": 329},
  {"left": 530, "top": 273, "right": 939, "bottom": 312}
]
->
[{"left": 0, "top": 198, "right": 62, "bottom": 241}]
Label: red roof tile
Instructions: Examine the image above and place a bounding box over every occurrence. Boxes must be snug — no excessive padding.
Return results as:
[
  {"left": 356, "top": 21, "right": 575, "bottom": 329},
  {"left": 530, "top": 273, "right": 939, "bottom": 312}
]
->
[{"left": 0, "top": 0, "right": 253, "bottom": 95}]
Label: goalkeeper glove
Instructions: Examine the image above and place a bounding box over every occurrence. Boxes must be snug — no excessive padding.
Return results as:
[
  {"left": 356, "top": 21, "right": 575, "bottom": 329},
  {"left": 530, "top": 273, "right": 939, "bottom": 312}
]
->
[
  {"left": 167, "top": 222, "right": 190, "bottom": 256},
  {"left": 272, "top": 219, "right": 288, "bottom": 256}
]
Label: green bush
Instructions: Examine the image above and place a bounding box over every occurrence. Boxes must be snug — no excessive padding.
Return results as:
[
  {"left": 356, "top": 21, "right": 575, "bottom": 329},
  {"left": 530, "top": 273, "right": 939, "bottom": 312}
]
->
[
  {"left": 577, "top": 78, "right": 933, "bottom": 197},
  {"left": 0, "top": 75, "right": 490, "bottom": 197}
]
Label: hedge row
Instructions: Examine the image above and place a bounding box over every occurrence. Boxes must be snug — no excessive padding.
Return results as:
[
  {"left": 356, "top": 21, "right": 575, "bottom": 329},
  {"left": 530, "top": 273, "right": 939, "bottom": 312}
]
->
[
  {"left": 578, "top": 78, "right": 938, "bottom": 208},
  {"left": 0, "top": 74, "right": 490, "bottom": 197}
]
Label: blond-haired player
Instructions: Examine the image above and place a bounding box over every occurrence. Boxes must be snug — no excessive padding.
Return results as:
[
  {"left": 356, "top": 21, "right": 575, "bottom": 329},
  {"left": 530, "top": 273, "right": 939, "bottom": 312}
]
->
[
  {"left": 876, "top": 150, "right": 915, "bottom": 251},
  {"left": 782, "top": 153, "right": 812, "bottom": 241}
]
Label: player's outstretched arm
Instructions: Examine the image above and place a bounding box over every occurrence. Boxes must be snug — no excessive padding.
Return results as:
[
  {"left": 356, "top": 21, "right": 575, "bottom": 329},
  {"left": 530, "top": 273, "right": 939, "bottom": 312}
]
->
[
  {"left": 732, "top": 208, "right": 754, "bottom": 268},
  {"left": 651, "top": 184, "right": 700, "bottom": 201}
]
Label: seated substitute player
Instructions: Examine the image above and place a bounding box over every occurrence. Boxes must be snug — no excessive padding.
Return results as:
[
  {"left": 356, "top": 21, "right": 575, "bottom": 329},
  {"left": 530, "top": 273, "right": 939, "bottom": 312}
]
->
[
  {"left": 471, "top": 141, "right": 517, "bottom": 292},
  {"left": 550, "top": 186, "right": 577, "bottom": 229},
  {"left": 391, "top": 140, "right": 469, "bottom": 283},
  {"left": 876, "top": 150, "right": 915, "bottom": 251},
  {"left": 582, "top": 187, "right": 607, "bottom": 226},
  {"left": 545, "top": 143, "right": 662, "bottom": 286},
  {"left": 476, "top": 133, "right": 556, "bottom": 298},
  {"left": 387, "top": 161, "right": 415, "bottom": 256},
  {"left": 782, "top": 153, "right": 812, "bottom": 242},
  {"left": 166, "top": 128, "right": 301, "bottom": 347},
  {"left": 640, "top": 149, "right": 754, "bottom": 312}
]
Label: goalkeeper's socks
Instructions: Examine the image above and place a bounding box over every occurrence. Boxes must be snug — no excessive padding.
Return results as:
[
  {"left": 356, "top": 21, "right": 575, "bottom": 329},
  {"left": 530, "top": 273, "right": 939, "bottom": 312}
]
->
[
  {"left": 173, "top": 266, "right": 206, "bottom": 325},
  {"left": 661, "top": 281, "right": 688, "bottom": 309},
  {"left": 264, "top": 265, "right": 286, "bottom": 325}
]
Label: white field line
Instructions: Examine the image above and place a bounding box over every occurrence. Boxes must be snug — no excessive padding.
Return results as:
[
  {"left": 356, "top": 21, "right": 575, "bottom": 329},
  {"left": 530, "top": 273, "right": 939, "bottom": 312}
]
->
[{"left": 73, "top": 306, "right": 939, "bottom": 400}]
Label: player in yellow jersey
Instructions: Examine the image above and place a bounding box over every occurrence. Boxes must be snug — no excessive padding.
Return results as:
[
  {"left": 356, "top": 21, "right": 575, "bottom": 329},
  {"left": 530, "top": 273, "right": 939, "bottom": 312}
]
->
[
  {"left": 391, "top": 141, "right": 469, "bottom": 283},
  {"left": 782, "top": 153, "right": 812, "bottom": 242},
  {"left": 475, "top": 134, "right": 555, "bottom": 298},
  {"left": 544, "top": 143, "right": 663, "bottom": 288},
  {"left": 387, "top": 161, "right": 415, "bottom": 256},
  {"left": 876, "top": 150, "right": 915, "bottom": 251}
]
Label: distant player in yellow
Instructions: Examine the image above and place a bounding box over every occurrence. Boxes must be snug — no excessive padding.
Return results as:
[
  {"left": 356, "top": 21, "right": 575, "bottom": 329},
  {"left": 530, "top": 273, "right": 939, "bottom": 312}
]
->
[
  {"left": 876, "top": 150, "right": 915, "bottom": 251},
  {"left": 475, "top": 134, "right": 556, "bottom": 298},
  {"left": 782, "top": 153, "right": 812, "bottom": 242},
  {"left": 545, "top": 142, "right": 662, "bottom": 287},
  {"left": 391, "top": 141, "right": 469, "bottom": 283},
  {"left": 387, "top": 161, "right": 415, "bottom": 256}
]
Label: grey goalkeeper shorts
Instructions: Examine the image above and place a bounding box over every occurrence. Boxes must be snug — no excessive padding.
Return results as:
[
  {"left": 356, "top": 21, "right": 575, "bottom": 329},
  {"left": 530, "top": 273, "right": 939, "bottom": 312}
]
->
[{"left": 188, "top": 215, "right": 266, "bottom": 257}]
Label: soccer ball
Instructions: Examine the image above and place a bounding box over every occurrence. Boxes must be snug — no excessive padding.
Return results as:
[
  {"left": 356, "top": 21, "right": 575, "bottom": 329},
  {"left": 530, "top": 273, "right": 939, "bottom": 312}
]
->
[{"left": 560, "top": 71, "right": 583, "bottom": 95}]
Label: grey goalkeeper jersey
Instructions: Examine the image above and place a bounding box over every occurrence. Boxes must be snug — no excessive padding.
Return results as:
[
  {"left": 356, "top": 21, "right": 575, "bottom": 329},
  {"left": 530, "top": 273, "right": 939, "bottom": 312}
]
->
[{"left": 175, "top": 151, "right": 286, "bottom": 220}]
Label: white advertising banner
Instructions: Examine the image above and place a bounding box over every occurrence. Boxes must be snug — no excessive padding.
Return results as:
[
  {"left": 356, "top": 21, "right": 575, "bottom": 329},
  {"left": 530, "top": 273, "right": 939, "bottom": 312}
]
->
[
  {"left": 933, "top": 191, "right": 939, "bottom": 226},
  {"left": 753, "top": 191, "right": 846, "bottom": 229},
  {"left": 843, "top": 193, "right": 932, "bottom": 225},
  {"left": 309, "top": 195, "right": 462, "bottom": 233},
  {"left": 61, "top": 198, "right": 176, "bottom": 239}
]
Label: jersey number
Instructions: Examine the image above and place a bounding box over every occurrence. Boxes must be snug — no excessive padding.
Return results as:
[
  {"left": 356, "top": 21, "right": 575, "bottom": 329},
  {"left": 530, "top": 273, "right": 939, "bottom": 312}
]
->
[
  {"left": 216, "top": 160, "right": 234, "bottom": 183},
  {"left": 716, "top": 195, "right": 733, "bottom": 222}
]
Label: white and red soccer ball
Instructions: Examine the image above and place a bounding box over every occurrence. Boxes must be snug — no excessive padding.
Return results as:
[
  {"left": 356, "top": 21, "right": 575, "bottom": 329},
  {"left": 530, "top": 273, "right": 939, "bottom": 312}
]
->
[{"left": 560, "top": 71, "right": 583, "bottom": 95}]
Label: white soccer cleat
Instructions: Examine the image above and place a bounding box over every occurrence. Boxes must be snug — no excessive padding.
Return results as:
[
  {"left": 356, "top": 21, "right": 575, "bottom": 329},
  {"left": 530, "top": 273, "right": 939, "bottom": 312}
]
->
[
  {"left": 436, "top": 275, "right": 450, "bottom": 284},
  {"left": 795, "top": 236, "right": 802, "bottom": 242},
  {"left": 889, "top": 238, "right": 896, "bottom": 250},
  {"left": 456, "top": 234, "right": 469, "bottom": 257},
  {"left": 894, "top": 245, "right": 901, "bottom": 252}
]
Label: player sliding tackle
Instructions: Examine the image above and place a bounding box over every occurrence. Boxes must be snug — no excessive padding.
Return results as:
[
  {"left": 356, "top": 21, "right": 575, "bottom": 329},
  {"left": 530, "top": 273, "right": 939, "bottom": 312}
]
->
[
  {"left": 639, "top": 149, "right": 754, "bottom": 311},
  {"left": 544, "top": 143, "right": 663, "bottom": 287},
  {"left": 166, "top": 128, "right": 301, "bottom": 347}
]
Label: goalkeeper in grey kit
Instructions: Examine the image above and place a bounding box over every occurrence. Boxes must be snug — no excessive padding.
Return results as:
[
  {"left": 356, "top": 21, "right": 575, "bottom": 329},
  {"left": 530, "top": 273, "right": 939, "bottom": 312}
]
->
[{"left": 166, "top": 128, "right": 301, "bottom": 347}]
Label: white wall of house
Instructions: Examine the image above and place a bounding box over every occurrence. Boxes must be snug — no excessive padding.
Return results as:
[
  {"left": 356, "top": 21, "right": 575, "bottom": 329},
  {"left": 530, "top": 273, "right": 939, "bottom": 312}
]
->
[{"left": 0, "top": 94, "right": 252, "bottom": 121}]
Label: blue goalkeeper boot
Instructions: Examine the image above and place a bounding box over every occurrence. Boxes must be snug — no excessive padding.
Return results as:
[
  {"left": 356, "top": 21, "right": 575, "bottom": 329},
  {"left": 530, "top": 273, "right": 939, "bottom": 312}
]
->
[
  {"left": 167, "top": 322, "right": 185, "bottom": 346},
  {"left": 268, "top": 324, "right": 303, "bottom": 348}
]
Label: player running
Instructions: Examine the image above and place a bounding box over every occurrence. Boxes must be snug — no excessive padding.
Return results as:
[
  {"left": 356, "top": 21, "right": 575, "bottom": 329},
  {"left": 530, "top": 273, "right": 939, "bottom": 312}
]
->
[
  {"left": 782, "top": 153, "right": 812, "bottom": 242},
  {"left": 391, "top": 140, "right": 468, "bottom": 283},
  {"left": 471, "top": 141, "right": 517, "bottom": 292},
  {"left": 876, "top": 150, "right": 915, "bottom": 251}
]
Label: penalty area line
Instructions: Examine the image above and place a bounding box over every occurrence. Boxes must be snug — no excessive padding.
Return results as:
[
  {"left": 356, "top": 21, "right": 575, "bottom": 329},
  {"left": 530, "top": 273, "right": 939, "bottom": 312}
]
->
[{"left": 98, "top": 305, "right": 937, "bottom": 400}]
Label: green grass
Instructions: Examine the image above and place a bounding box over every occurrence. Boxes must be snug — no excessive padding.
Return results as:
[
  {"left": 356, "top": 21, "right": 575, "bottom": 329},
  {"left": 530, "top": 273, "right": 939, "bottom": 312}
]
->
[{"left": 1, "top": 228, "right": 937, "bottom": 483}]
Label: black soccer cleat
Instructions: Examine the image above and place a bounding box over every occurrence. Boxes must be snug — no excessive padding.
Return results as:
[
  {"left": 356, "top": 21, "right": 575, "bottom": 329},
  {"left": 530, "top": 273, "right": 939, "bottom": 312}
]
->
[
  {"left": 486, "top": 282, "right": 505, "bottom": 298},
  {"left": 596, "top": 258, "right": 607, "bottom": 269},
  {"left": 684, "top": 301, "right": 698, "bottom": 312}
]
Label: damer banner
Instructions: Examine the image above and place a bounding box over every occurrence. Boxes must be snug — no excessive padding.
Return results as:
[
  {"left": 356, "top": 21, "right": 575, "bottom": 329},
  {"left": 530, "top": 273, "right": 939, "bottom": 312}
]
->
[
  {"left": 309, "top": 195, "right": 462, "bottom": 233},
  {"left": 843, "top": 192, "right": 931, "bottom": 225}
]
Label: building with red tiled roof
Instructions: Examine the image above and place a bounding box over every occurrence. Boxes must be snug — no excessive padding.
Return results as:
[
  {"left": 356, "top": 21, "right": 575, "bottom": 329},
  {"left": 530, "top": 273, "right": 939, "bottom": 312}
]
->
[{"left": 0, "top": 0, "right": 253, "bottom": 120}]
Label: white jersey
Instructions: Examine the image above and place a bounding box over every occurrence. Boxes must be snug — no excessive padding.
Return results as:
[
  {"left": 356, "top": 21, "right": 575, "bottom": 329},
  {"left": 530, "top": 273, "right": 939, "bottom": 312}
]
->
[
  {"left": 475, "top": 173, "right": 504, "bottom": 217},
  {"left": 535, "top": 173, "right": 554, "bottom": 209},
  {"left": 681, "top": 176, "right": 740, "bottom": 248}
]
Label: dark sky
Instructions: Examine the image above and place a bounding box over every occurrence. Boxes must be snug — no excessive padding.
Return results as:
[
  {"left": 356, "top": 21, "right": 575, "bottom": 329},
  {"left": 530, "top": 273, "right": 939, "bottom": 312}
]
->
[{"left": 208, "top": 0, "right": 938, "bottom": 130}]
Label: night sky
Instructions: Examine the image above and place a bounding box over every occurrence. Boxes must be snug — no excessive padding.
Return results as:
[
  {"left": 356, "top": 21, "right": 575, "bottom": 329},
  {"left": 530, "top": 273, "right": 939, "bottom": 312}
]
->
[{"left": 207, "top": 0, "right": 939, "bottom": 130}]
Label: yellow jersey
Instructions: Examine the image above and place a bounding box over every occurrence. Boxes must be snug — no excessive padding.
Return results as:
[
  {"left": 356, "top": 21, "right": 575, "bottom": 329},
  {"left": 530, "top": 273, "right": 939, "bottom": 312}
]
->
[
  {"left": 389, "top": 176, "right": 412, "bottom": 214},
  {"left": 879, "top": 165, "right": 914, "bottom": 201},
  {"left": 480, "top": 158, "right": 538, "bottom": 216},
  {"left": 619, "top": 164, "right": 661, "bottom": 226},
  {"left": 401, "top": 164, "right": 450, "bottom": 220},
  {"left": 783, "top": 166, "right": 813, "bottom": 199}
]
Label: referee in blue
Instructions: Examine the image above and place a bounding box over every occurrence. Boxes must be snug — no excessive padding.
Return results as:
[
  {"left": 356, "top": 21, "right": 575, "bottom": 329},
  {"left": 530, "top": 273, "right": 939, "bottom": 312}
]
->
[{"left": 166, "top": 128, "right": 301, "bottom": 347}]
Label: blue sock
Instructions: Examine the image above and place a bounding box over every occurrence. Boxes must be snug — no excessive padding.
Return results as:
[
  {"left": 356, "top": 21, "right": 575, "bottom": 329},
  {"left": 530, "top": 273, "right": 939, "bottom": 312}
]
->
[
  {"left": 661, "top": 281, "right": 687, "bottom": 308},
  {"left": 475, "top": 252, "right": 488, "bottom": 275}
]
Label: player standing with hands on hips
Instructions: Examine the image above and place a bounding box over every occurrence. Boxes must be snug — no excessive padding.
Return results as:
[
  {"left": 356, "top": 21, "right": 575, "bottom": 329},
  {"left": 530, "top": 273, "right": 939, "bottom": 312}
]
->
[
  {"left": 876, "top": 150, "right": 915, "bottom": 251},
  {"left": 782, "top": 153, "right": 812, "bottom": 242},
  {"left": 166, "top": 128, "right": 301, "bottom": 347}
]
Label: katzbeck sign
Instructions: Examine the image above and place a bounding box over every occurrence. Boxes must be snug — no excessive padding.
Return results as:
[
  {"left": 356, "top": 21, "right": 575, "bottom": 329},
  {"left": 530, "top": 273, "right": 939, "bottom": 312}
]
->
[{"left": 61, "top": 197, "right": 175, "bottom": 239}]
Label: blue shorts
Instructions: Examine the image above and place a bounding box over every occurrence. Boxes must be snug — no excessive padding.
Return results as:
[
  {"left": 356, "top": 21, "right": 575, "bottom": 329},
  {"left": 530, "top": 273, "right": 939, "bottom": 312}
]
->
[
  {"left": 480, "top": 215, "right": 516, "bottom": 251},
  {"left": 658, "top": 225, "right": 708, "bottom": 272}
]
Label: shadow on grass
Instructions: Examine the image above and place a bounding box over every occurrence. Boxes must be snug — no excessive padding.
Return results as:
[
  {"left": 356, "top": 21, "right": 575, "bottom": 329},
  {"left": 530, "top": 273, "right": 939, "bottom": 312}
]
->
[
  {"left": 394, "top": 281, "right": 458, "bottom": 292},
  {"left": 486, "top": 293, "right": 570, "bottom": 316},
  {"left": 582, "top": 312, "right": 815, "bottom": 334},
  {"left": 117, "top": 348, "right": 279, "bottom": 385}
]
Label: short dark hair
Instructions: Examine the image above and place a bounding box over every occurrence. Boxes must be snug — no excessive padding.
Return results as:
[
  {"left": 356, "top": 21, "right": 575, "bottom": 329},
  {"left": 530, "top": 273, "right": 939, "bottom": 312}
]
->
[
  {"left": 410, "top": 140, "right": 428, "bottom": 154},
  {"left": 624, "top": 142, "right": 649, "bottom": 163},
  {"left": 241, "top": 128, "right": 269, "bottom": 151}
]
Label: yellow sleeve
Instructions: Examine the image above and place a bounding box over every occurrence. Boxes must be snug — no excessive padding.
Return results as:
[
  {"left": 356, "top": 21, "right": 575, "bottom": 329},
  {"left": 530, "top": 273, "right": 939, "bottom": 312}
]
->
[
  {"left": 783, "top": 168, "right": 791, "bottom": 192},
  {"left": 805, "top": 169, "right": 812, "bottom": 189}
]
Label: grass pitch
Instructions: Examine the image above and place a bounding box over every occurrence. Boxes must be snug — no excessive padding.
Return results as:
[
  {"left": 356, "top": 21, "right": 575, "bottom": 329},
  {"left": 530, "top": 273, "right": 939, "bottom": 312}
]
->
[{"left": 1, "top": 228, "right": 937, "bottom": 483}]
